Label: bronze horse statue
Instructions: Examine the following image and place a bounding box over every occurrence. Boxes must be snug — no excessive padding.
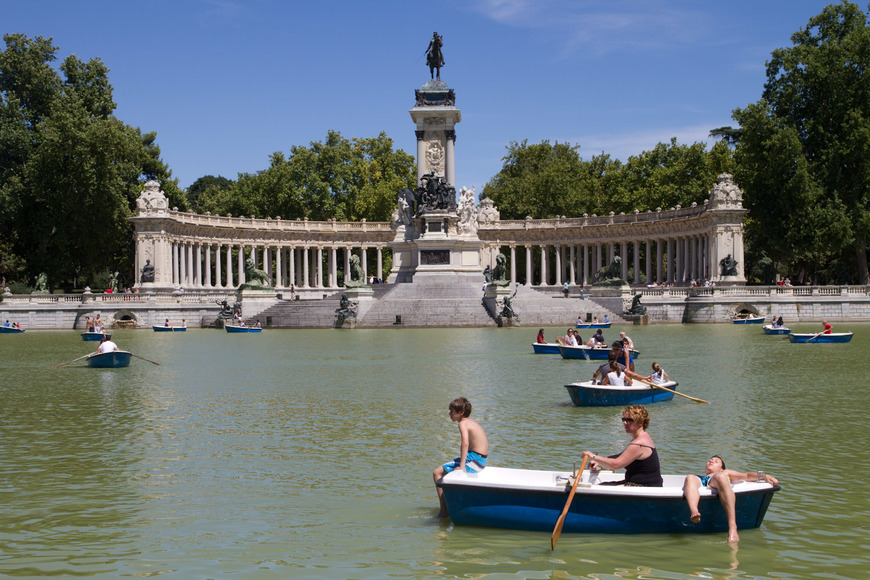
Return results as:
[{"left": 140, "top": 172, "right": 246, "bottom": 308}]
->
[{"left": 426, "top": 32, "right": 444, "bottom": 81}]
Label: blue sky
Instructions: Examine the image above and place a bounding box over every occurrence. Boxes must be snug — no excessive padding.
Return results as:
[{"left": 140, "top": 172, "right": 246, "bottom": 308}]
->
[{"left": 4, "top": 0, "right": 839, "bottom": 192}]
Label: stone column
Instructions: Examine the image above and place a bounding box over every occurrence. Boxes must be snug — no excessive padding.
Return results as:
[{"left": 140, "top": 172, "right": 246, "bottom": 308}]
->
[
  {"left": 276, "top": 247, "right": 283, "bottom": 288},
  {"left": 238, "top": 246, "right": 246, "bottom": 285},
  {"left": 666, "top": 239, "right": 674, "bottom": 284},
  {"left": 180, "top": 244, "right": 188, "bottom": 287},
  {"left": 645, "top": 241, "right": 651, "bottom": 284},
  {"left": 656, "top": 240, "right": 663, "bottom": 284},
  {"left": 554, "top": 244, "right": 562, "bottom": 285},
  {"left": 361, "top": 247, "right": 368, "bottom": 281},
  {"left": 446, "top": 131, "right": 456, "bottom": 187},
  {"left": 568, "top": 246, "right": 576, "bottom": 285},
  {"left": 595, "top": 245, "right": 602, "bottom": 275},
  {"left": 539, "top": 245, "right": 547, "bottom": 286},
  {"left": 510, "top": 245, "right": 517, "bottom": 284},
  {"left": 195, "top": 244, "right": 203, "bottom": 288},
  {"left": 583, "top": 245, "right": 589, "bottom": 286},
  {"left": 226, "top": 244, "right": 234, "bottom": 288},
  {"left": 620, "top": 242, "right": 628, "bottom": 281},
  {"left": 377, "top": 247, "right": 383, "bottom": 283},
  {"left": 172, "top": 242, "right": 179, "bottom": 286},
  {"left": 205, "top": 244, "right": 211, "bottom": 287},
  {"left": 316, "top": 247, "right": 323, "bottom": 288},
  {"left": 302, "top": 247, "right": 309, "bottom": 288},
  {"left": 344, "top": 249, "right": 351, "bottom": 287},
  {"left": 525, "top": 245, "right": 532, "bottom": 286},
  {"left": 215, "top": 244, "right": 222, "bottom": 288},
  {"left": 633, "top": 241, "right": 640, "bottom": 285},
  {"left": 415, "top": 130, "right": 426, "bottom": 184},
  {"left": 264, "top": 247, "right": 272, "bottom": 284}
]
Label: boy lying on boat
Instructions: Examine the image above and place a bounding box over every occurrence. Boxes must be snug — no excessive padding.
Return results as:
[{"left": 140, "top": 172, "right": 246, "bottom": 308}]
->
[
  {"left": 684, "top": 455, "right": 779, "bottom": 542},
  {"left": 433, "top": 397, "right": 489, "bottom": 518}
]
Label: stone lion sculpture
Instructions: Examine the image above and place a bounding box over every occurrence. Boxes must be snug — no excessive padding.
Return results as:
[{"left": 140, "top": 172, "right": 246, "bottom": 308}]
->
[
  {"left": 594, "top": 256, "right": 626, "bottom": 287},
  {"left": 490, "top": 252, "right": 510, "bottom": 287},
  {"left": 239, "top": 257, "right": 272, "bottom": 290}
]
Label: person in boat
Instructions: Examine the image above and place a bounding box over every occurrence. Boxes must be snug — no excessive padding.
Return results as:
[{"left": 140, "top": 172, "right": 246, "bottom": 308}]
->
[
  {"left": 94, "top": 314, "right": 104, "bottom": 333},
  {"left": 254, "top": 320, "right": 261, "bottom": 328},
  {"left": 563, "top": 329, "right": 578, "bottom": 346},
  {"left": 433, "top": 396, "right": 489, "bottom": 518},
  {"left": 181, "top": 319, "right": 187, "bottom": 328},
  {"left": 3, "top": 320, "right": 10, "bottom": 327},
  {"left": 647, "top": 362, "right": 670, "bottom": 384},
  {"left": 601, "top": 359, "right": 632, "bottom": 386},
  {"left": 592, "top": 316, "right": 599, "bottom": 324},
  {"left": 619, "top": 332, "right": 634, "bottom": 350},
  {"left": 583, "top": 404, "right": 662, "bottom": 487},
  {"left": 592, "top": 328, "right": 605, "bottom": 345},
  {"left": 85, "top": 316, "right": 93, "bottom": 332},
  {"left": 822, "top": 320, "right": 832, "bottom": 334},
  {"left": 238, "top": 319, "right": 246, "bottom": 327},
  {"left": 683, "top": 455, "right": 779, "bottom": 543},
  {"left": 164, "top": 318, "right": 172, "bottom": 328},
  {"left": 536, "top": 328, "right": 546, "bottom": 344},
  {"left": 776, "top": 316, "right": 784, "bottom": 327},
  {"left": 96, "top": 334, "right": 118, "bottom": 354},
  {"left": 604, "top": 315, "right": 610, "bottom": 323}
]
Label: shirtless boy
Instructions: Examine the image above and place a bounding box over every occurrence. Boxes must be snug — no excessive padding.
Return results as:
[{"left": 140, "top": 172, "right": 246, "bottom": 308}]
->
[{"left": 433, "top": 397, "right": 489, "bottom": 518}]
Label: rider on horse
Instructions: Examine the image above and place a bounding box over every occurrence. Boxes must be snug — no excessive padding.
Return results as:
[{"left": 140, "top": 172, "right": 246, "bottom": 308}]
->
[{"left": 426, "top": 32, "right": 444, "bottom": 81}]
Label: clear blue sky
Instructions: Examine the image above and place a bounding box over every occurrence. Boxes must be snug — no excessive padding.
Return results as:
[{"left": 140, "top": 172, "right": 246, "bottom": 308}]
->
[{"left": 4, "top": 0, "right": 839, "bottom": 192}]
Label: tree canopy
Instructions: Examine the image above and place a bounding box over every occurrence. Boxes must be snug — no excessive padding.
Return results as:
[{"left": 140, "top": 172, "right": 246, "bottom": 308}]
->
[
  {"left": 0, "top": 34, "right": 180, "bottom": 290},
  {"left": 196, "top": 130, "right": 416, "bottom": 222},
  {"left": 734, "top": 1, "right": 870, "bottom": 284}
]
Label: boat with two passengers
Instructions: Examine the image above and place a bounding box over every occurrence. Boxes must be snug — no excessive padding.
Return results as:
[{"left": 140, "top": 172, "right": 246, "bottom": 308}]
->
[
  {"left": 153, "top": 325, "right": 186, "bottom": 332},
  {"left": 564, "top": 380, "right": 679, "bottom": 406},
  {"left": 86, "top": 350, "right": 132, "bottom": 368},
  {"left": 788, "top": 332, "right": 853, "bottom": 343},
  {"left": 762, "top": 324, "right": 791, "bottom": 335},
  {"left": 439, "top": 466, "right": 780, "bottom": 534},
  {"left": 558, "top": 344, "right": 640, "bottom": 361},
  {"left": 532, "top": 342, "right": 562, "bottom": 354},
  {"left": 576, "top": 322, "right": 612, "bottom": 329},
  {"left": 732, "top": 313, "right": 765, "bottom": 324},
  {"left": 225, "top": 325, "right": 262, "bottom": 333}
]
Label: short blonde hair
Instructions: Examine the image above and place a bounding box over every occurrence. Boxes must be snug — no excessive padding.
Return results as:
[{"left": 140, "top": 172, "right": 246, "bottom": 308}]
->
[{"left": 622, "top": 405, "right": 650, "bottom": 429}]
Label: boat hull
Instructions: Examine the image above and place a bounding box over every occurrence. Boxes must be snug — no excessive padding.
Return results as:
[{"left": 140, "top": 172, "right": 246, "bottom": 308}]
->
[
  {"left": 762, "top": 325, "right": 791, "bottom": 335},
  {"left": 225, "top": 325, "right": 262, "bottom": 333},
  {"left": 576, "top": 322, "right": 611, "bottom": 329},
  {"left": 532, "top": 342, "right": 561, "bottom": 354},
  {"left": 732, "top": 317, "right": 765, "bottom": 324},
  {"left": 788, "top": 332, "right": 853, "bottom": 343},
  {"left": 441, "top": 467, "right": 779, "bottom": 534},
  {"left": 153, "top": 325, "right": 186, "bottom": 332},
  {"left": 0, "top": 326, "right": 25, "bottom": 333},
  {"left": 564, "top": 381, "right": 678, "bottom": 406},
  {"left": 559, "top": 345, "right": 640, "bottom": 361},
  {"left": 81, "top": 332, "right": 105, "bottom": 341},
  {"left": 87, "top": 351, "right": 132, "bottom": 368}
]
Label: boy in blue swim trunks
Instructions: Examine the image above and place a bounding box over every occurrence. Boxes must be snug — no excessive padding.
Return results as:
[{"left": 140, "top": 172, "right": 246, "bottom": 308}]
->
[
  {"left": 684, "top": 455, "right": 779, "bottom": 542},
  {"left": 433, "top": 396, "right": 489, "bottom": 517}
]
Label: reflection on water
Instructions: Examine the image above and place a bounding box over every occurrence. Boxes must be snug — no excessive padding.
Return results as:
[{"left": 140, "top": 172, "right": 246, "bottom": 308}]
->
[{"left": 0, "top": 324, "right": 868, "bottom": 578}]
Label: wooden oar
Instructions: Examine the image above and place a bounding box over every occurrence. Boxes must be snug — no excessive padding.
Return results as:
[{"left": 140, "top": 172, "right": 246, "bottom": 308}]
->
[
  {"left": 551, "top": 455, "right": 589, "bottom": 550},
  {"left": 130, "top": 353, "right": 161, "bottom": 365},
  {"left": 806, "top": 330, "right": 827, "bottom": 343},
  {"left": 49, "top": 353, "right": 90, "bottom": 369},
  {"left": 636, "top": 377, "right": 710, "bottom": 404}
]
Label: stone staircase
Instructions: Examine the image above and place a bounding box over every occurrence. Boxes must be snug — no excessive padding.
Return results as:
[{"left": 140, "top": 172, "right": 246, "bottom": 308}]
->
[{"left": 247, "top": 283, "right": 628, "bottom": 328}]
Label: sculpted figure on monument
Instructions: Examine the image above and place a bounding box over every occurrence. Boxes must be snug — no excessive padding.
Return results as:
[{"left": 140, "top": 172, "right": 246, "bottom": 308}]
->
[
  {"left": 108, "top": 271, "right": 120, "bottom": 293},
  {"left": 490, "top": 253, "right": 510, "bottom": 287},
  {"left": 477, "top": 197, "right": 500, "bottom": 226},
  {"left": 720, "top": 254, "right": 738, "bottom": 277},
  {"left": 498, "top": 284, "right": 519, "bottom": 322},
  {"left": 426, "top": 32, "right": 445, "bottom": 81},
  {"left": 344, "top": 255, "right": 368, "bottom": 288},
  {"left": 239, "top": 257, "right": 273, "bottom": 290},
  {"left": 335, "top": 293, "right": 358, "bottom": 327},
  {"left": 594, "top": 256, "right": 626, "bottom": 287},
  {"left": 625, "top": 294, "right": 648, "bottom": 315},
  {"left": 457, "top": 186, "right": 478, "bottom": 234},
  {"left": 34, "top": 272, "right": 49, "bottom": 293},
  {"left": 417, "top": 173, "right": 456, "bottom": 212},
  {"left": 140, "top": 259, "right": 155, "bottom": 283}
]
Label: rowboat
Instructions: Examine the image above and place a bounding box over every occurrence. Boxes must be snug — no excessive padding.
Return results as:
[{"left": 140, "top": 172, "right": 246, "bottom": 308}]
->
[
  {"left": 732, "top": 315, "right": 765, "bottom": 324},
  {"left": 762, "top": 325, "right": 791, "bottom": 335},
  {"left": 225, "top": 325, "right": 262, "bottom": 333},
  {"left": 86, "top": 350, "right": 132, "bottom": 368},
  {"left": 564, "top": 380, "right": 679, "bottom": 406},
  {"left": 153, "top": 325, "right": 186, "bottom": 332},
  {"left": 788, "top": 332, "right": 853, "bottom": 343},
  {"left": 81, "top": 331, "right": 105, "bottom": 341},
  {"left": 439, "top": 466, "right": 780, "bottom": 534},
  {"left": 558, "top": 344, "right": 640, "bottom": 361},
  {"left": 532, "top": 342, "right": 561, "bottom": 354},
  {"left": 576, "top": 322, "right": 611, "bottom": 329},
  {"left": 0, "top": 326, "right": 25, "bottom": 333}
]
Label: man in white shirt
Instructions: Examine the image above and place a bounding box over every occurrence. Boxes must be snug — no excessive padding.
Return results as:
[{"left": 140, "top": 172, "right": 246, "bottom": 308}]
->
[{"left": 96, "top": 335, "right": 119, "bottom": 354}]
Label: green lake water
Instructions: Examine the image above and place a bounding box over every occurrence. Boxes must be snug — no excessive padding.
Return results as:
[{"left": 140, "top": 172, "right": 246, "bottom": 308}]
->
[{"left": 0, "top": 323, "right": 867, "bottom": 579}]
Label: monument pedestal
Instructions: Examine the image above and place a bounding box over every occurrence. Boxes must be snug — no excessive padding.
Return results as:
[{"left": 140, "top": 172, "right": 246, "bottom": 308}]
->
[
  {"left": 390, "top": 210, "right": 483, "bottom": 284},
  {"left": 237, "top": 289, "right": 278, "bottom": 324}
]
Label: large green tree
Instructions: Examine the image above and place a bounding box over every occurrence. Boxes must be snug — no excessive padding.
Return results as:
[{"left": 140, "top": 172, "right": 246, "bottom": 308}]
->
[
  {"left": 736, "top": 1, "right": 870, "bottom": 283},
  {"left": 0, "top": 34, "right": 180, "bottom": 289},
  {"left": 196, "top": 130, "right": 415, "bottom": 222}
]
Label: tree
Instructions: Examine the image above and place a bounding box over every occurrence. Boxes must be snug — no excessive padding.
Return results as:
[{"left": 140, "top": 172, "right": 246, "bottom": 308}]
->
[
  {"left": 197, "top": 131, "right": 416, "bottom": 222},
  {"left": 187, "top": 175, "right": 233, "bottom": 213},
  {"left": 739, "top": 1, "right": 870, "bottom": 283}
]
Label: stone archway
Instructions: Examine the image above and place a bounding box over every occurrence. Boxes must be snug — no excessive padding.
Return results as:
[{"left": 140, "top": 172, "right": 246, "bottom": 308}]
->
[{"left": 112, "top": 310, "right": 142, "bottom": 328}]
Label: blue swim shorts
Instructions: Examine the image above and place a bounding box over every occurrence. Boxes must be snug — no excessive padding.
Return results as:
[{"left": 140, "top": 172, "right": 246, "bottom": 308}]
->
[{"left": 442, "top": 450, "right": 487, "bottom": 474}]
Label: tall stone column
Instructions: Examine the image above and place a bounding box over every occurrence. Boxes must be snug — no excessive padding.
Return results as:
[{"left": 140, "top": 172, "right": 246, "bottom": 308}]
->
[
  {"left": 204, "top": 244, "right": 211, "bottom": 287},
  {"left": 316, "top": 247, "right": 323, "bottom": 288},
  {"left": 554, "top": 244, "right": 561, "bottom": 285},
  {"left": 238, "top": 246, "right": 246, "bottom": 285},
  {"left": 410, "top": 85, "right": 461, "bottom": 189},
  {"left": 583, "top": 245, "right": 589, "bottom": 286},
  {"left": 195, "top": 243, "right": 203, "bottom": 288},
  {"left": 656, "top": 240, "right": 663, "bottom": 284},
  {"left": 510, "top": 245, "right": 517, "bottom": 284},
  {"left": 645, "top": 241, "right": 651, "bottom": 284},
  {"left": 539, "top": 245, "right": 547, "bottom": 286},
  {"left": 226, "top": 244, "right": 233, "bottom": 288},
  {"left": 376, "top": 247, "right": 383, "bottom": 283},
  {"left": 215, "top": 244, "right": 222, "bottom": 288},
  {"left": 666, "top": 239, "right": 674, "bottom": 284},
  {"left": 344, "top": 249, "right": 351, "bottom": 287},
  {"left": 172, "top": 242, "right": 179, "bottom": 286},
  {"left": 302, "top": 247, "right": 309, "bottom": 288},
  {"left": 276, "top": 247, "right": 283, "bottom": 288},
  {"left": 620, "top": 242, "right": 628, "bottom": 281},
  {"left": 361, "top": 247, "right": 368, "bottom": 281},
  {"left": 525, "top": 246, "right": 532, "bottom": 286}
]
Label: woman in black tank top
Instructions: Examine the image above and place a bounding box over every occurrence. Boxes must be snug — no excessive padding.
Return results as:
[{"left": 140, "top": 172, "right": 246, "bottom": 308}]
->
[{"left": 582, "top": 404, "right": 663, "bottom": 487}]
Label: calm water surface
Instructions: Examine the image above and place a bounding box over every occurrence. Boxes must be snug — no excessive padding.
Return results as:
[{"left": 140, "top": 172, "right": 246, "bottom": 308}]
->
[{"left": 1, "top": 323, "right": 867, "bottom": 579}]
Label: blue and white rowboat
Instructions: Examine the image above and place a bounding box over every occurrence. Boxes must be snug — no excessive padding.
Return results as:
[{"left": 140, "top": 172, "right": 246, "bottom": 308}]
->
[
  {"left": 762, "top": 325, "right": 791, "bottom": 335},
  {"left": 558, "top": 344, "right": 640, "bottom": 361},
  {"left": 153, "top": 325, "right": 186, "bottom": 332},
  {"left": 225, "top": 325, "right": 262, "bottom": 333},
  {"left": 81, "top": 331, "right": 105, "bottom": 341},
  {"left": 564, "top": 380, "right": 679, "bottom": 406},
  {"left": 86, "top": 350, "right": 132, "bottom": 368},
  {"left": 576, "top": 322, "right": 612, "bottom": 329},
  {"left": 0, "top": 326, "right": 25, "bottom": 333},
  {"left": 788, "top": 332, "right": 853, "bottom": 343},
  {"left": 532, "top": 342, "right": 562, "bottom": 354},
  {"left": 732, "top": 315, "right": 765, "bottom": 324},
  {"left": 440, "top": 466, "right": 779, "bottom": 534}
]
